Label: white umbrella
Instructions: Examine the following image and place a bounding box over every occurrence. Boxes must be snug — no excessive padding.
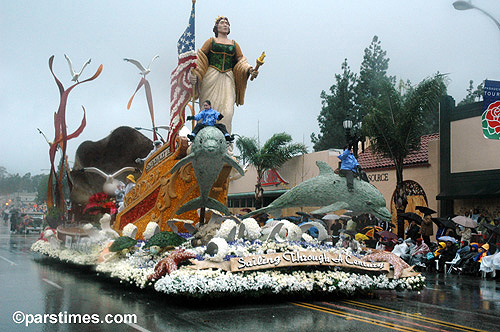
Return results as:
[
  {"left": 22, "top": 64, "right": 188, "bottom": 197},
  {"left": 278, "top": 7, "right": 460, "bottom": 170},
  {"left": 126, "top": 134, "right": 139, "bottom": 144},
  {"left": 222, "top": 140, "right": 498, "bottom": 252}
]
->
[
  {"left": 452, "top": 216, "right": 478, "bottom": 228},
  {"left": 322, "top": 214, "right": 340, "bottom": 220}
]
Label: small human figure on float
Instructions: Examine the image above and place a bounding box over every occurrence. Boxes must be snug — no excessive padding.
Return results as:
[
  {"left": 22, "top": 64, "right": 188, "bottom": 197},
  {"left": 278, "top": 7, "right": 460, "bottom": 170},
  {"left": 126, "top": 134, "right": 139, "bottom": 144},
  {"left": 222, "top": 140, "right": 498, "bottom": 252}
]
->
[{"left": 186, "top": 100, "right": 233, "bottom": 142}]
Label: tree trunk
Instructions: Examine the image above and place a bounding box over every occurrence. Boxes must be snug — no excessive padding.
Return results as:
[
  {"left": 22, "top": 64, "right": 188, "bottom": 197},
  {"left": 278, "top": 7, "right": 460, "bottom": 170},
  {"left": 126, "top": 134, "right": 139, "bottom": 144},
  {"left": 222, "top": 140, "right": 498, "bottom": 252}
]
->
[
  {"left": 394, "top": 160, "right": 407, "bottom": 239},
  {"left": 254, "top": 169, "right": 264, "bottom": 209}
]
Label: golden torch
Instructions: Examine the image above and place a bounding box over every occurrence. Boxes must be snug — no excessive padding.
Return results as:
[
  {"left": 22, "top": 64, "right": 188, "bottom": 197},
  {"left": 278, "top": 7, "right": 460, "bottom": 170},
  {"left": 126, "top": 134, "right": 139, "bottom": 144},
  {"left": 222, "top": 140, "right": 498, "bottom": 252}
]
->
[{"left": 251, "top": 51, "right": 265, "bottom": 81}]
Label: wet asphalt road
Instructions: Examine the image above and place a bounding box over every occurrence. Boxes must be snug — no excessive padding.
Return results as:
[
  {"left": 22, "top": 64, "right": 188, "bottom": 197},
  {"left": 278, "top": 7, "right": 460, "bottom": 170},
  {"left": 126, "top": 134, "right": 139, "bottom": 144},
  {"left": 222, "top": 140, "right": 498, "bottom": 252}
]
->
[{"left": 1, "top": 222, "right": 499, "bottom": 332}]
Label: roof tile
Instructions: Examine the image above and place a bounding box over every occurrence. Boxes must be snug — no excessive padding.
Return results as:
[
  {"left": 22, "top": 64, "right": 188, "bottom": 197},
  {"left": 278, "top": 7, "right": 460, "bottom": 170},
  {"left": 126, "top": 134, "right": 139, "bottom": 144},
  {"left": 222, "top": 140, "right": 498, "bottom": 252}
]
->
[{"left": 357, "top": 133, "right": 439, "bottom": 170}]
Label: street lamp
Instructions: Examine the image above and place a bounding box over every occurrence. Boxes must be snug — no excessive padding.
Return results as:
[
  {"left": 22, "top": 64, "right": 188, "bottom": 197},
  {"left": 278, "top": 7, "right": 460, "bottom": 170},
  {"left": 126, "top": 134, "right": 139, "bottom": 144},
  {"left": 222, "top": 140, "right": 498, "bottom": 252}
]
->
[
  {"left": 453, "top": 1, "right": 500, "bottom": 31},
  {"left": 342, "top": 117, "right": 362, "bottom": 157}
]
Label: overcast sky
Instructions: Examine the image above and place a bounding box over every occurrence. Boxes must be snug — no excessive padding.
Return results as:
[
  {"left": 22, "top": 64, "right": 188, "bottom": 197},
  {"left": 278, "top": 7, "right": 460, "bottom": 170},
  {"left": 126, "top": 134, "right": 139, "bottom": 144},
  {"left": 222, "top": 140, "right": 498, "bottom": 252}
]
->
[{"left": 1, "top": 0, "right": 499, "bottom": 176}]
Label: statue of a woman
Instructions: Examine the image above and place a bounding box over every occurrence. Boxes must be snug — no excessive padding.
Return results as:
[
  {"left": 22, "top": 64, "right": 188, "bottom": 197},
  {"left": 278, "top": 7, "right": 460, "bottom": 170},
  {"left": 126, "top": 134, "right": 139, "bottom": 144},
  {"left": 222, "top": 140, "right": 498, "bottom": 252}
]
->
[{"left": 191, "top": 16, "right": 258, "bottom": 136}]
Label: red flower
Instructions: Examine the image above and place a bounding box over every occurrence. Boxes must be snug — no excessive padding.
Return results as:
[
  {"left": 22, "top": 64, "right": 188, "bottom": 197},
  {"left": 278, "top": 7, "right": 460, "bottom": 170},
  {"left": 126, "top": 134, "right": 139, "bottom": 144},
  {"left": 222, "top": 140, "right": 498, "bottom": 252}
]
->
[
  {"left": 485, "top": 101, "right": 500, "bottom": 133},
  {"left": 83, "top": 192, "right": 117, "bottom": 215}
]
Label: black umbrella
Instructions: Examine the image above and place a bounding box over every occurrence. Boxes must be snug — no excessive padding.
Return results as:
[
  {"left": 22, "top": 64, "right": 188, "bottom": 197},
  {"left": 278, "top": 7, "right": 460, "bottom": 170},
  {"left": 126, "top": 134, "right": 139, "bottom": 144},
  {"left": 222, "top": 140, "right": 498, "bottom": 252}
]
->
[
  {"left": 431, "top": 217, "right": 455, "bottom": 229},
  {"left": 415, "top": 206, "right": 436, "bottom": 215},
  {"left": 483, "top": 223, "right": 500, "bottom": 236},
  {"left": 398, "top": 212, "right": 423, "bottom": 224}
]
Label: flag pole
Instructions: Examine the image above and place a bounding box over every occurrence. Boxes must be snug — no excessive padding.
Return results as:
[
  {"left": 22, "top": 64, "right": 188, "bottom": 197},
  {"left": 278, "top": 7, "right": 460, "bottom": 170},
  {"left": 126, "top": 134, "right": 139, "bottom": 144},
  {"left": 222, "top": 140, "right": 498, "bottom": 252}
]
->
[{"left": 191, "top": 0, "right": 197, "bottom": 129}]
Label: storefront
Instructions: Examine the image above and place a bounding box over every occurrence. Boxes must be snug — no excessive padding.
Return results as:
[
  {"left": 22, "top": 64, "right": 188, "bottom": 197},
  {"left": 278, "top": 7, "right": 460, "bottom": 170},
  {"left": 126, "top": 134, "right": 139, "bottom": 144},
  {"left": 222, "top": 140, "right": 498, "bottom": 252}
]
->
[{"left": 437, "top": 97, "right": 500, "bottom": 218}]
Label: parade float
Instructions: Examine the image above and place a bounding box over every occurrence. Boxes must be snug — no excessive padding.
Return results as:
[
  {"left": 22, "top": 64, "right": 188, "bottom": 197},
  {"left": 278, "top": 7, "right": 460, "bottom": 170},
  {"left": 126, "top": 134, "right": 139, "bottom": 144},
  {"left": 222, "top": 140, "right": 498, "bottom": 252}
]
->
[{"left": 32, "top": 1, "right": 424, "bottom": 300}]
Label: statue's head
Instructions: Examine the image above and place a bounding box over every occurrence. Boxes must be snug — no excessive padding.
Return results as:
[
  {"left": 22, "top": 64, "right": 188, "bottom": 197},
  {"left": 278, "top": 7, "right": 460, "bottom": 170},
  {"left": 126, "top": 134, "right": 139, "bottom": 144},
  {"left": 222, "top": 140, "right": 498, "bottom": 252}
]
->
[{"left": 213, "top": 16, "right": 230, "bottom": 37}]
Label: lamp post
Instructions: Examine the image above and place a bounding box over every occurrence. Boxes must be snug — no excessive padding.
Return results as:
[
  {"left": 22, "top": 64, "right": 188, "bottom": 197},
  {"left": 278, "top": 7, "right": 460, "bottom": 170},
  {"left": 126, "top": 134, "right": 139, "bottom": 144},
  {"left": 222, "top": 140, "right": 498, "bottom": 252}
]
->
[
  {"left": 453, "top": 1, "right": 500, "bottom": 31},
  {"left": 342, "top": 118, "right": 362, "bottom": 158}
]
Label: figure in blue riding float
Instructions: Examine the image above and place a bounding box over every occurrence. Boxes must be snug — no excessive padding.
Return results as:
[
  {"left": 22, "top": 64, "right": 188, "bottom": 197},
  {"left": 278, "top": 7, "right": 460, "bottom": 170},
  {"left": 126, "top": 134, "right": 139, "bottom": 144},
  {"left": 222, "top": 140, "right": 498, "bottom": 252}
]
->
[{"left": 187, "top": 100, "right": 234, "bottom": 142}]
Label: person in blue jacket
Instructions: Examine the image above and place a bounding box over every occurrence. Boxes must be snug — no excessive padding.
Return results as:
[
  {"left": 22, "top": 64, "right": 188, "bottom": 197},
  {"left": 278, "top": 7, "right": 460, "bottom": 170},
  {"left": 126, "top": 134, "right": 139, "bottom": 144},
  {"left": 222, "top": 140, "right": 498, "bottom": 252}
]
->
[
  {"left": 337, "top": 145, "right": 360, "bottom": 192},
  {"left": 186, "top": 100, "right": 233, "bottom": 142}
]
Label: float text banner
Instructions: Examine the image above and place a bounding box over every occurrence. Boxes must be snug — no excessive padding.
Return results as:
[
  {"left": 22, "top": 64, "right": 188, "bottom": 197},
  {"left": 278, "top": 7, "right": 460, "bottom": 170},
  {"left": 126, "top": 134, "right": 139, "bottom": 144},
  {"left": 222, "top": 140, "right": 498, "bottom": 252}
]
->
[{"left": 230, "top": 250, "right": 390, "bottom": 273}]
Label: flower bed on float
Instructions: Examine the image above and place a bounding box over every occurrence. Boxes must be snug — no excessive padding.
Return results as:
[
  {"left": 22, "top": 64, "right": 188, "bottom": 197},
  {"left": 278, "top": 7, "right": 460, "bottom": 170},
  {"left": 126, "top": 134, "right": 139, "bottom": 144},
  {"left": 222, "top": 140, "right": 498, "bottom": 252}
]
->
[{"left": 31, "top": 218, "right": 425, "bottom": 299}]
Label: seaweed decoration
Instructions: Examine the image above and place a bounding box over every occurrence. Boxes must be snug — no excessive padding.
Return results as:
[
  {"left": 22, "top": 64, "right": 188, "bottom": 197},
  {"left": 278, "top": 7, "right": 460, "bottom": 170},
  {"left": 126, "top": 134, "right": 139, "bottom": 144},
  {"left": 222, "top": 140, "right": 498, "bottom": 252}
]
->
[{"left": 46, "top": 55, "right": 103, "bottom": 211}]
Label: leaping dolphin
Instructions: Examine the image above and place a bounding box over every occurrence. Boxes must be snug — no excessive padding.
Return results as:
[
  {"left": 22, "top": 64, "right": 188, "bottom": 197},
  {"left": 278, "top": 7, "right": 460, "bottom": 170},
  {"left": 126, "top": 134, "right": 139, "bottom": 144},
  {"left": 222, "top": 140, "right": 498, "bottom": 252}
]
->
[
  {"left": 170, "top": 126, "right": 244, "bottom": 215},
  {"left": 243, "top": 161, "right": 392, "bottom": 221}
]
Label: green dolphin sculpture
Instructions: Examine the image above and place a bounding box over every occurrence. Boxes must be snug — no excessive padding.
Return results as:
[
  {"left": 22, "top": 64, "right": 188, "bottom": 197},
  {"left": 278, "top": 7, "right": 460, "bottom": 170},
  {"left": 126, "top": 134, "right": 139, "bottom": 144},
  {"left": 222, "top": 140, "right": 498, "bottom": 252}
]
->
[
  {"left": 170, "top": 126, "right": 244, "bottom": 215},
  {"left": 244, "top": 161, "right": 392, "bottom": 221}
]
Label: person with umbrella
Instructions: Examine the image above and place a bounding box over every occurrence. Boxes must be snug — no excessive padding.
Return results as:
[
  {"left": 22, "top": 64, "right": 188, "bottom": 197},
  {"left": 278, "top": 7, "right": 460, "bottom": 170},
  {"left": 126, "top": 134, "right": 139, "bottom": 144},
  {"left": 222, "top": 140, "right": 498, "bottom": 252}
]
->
[
  {"left": 457, "top": 224, "right": 472, "bottom": 244},
  {"left": 416, "top": 206, "right": 436, "bottom": 246},
  {"left": 405, "top": 219, "right": 421, "bottom": 242},
  {"left": 452, "top": 215, "right": 477, "bottom": 244}
]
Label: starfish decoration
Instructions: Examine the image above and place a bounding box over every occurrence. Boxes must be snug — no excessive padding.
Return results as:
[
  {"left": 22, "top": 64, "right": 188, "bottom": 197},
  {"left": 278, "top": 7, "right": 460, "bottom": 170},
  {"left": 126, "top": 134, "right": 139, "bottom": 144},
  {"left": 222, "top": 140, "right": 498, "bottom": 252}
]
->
[
  {"left": 361, "top": 251, "right": 410, "bottom": 279},
  {"left": 148, "top": 248, "right": 196, "bottom": 281}
]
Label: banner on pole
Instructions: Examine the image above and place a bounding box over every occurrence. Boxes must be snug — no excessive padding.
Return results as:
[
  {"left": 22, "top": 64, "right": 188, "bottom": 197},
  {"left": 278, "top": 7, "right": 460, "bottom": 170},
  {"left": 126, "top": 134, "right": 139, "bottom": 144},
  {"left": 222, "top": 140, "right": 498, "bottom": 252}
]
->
[{"left": 482, "top": 79, "right": 500, "bottom": 140}]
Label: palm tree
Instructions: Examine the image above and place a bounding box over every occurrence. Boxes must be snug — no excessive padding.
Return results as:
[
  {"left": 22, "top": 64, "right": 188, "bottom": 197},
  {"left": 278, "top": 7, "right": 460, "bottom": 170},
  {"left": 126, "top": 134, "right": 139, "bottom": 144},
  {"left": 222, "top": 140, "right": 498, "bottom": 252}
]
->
[
  {"left": 235, "top": 133, "right": 307, "bottom": 208},
  {"left": 363, "top": 74, "right": 446, "bottom": 237}
]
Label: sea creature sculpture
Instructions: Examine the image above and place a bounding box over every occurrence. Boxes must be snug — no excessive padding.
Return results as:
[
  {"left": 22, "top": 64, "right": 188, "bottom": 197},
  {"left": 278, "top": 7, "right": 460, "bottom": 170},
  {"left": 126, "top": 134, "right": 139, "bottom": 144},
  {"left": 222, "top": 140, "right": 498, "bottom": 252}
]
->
[
  {"left": 170, "top": 126, "right": 245, "bottom": 215},
  {"left": 64, "top": 54, "right": 91, "bottom": 82},
  {"left": 123, "top": 55, "right": 159, "bottom": 77},
  {"left": 148, "top": 248, "right": 196, "bottom": 280},
  {"left": 243, "top": 161, "right": 392, "bottom": 221},
  {"left": 109, "top": 236, "right": 137, "bottom": 252},
  {"left": 361, "top": 251, "right": 410, "bottom": 279},
  {"left": 82, "top": 166, "right": 136, "bottom": 195},
  {"left": 191, "top": 223, "right": 221, "bottom": 247},
  {"left": 99, "top": 213, "right": 119, "bottom": 239},
  {"left": 143, "top": 231, "right": 186, "bottom": 249},
  {"left": 299, "top": 222, "right": 329, "bottom": 241},
  {"left": 261, "top": 219, "right": 303, "bottom": 242},
  {"left": 98, "top": 241, "right": 115, "bottom": 263}
]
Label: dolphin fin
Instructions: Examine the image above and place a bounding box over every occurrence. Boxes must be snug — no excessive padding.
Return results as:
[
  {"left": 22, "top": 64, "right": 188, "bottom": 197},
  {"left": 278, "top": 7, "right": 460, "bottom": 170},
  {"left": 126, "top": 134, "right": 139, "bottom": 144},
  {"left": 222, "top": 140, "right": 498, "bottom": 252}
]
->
[
  {"left": 170, "top": 154, "right": 194, "bottom": 174},
  {"left": 176, "top": 197, "right": 230, "bottom": 216},
  {"left": 223, "top": 155, "right": 245, "bottom": 176},
  {"left": 311, "top": 201, "right": 350, "bottom": 214},
  {"left": 316, "top": 161, "right": 335, "bottom": 176}
]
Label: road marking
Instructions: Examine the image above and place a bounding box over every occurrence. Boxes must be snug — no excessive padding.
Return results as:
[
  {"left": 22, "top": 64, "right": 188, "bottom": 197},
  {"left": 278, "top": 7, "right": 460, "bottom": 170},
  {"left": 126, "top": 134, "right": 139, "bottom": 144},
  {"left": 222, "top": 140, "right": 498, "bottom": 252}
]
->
[
  {"left": 343, "top": 300, "right": 488, "bottom": 332},
  {"left": 0, "top": 255, "right": 17, "bottom": 265},
  {"left": 126, "top": 322, "right": 152, "bottom": 332},
  {"left": 42, "top": 278, "right": 63, "bottom": 289},
  {"left": 292, "top": 302, "right": 419, "bottom": 332},
  {"left": 322, "top": 302, "right": 446, "bottom": 332}
]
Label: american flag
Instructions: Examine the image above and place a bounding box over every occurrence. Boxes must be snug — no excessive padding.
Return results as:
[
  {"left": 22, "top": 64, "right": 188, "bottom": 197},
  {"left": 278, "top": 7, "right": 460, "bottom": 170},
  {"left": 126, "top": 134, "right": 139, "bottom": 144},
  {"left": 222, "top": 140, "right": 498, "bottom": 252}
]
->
[{"left": 167, "top": 1, "right": 196, "bottom": 151}]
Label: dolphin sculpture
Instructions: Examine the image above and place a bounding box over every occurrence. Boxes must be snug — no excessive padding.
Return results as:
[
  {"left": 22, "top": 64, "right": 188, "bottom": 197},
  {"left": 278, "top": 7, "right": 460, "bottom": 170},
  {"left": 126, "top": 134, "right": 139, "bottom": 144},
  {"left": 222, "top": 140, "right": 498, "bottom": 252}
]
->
[
  {"left": 243, "top": 161, "right": 392, "bottom": 221},
  {"left": 170, "top": 126, "right": 244, "bottom": 215}
]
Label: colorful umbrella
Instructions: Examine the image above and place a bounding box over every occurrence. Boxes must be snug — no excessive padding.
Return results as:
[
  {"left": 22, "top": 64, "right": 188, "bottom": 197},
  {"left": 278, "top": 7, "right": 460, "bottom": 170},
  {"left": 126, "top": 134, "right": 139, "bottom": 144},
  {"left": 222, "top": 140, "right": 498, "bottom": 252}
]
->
[
  {"left": 377, "top": 230, "right": 398, "bottom": 240},
  {"left": 362, "top": 225, "right": 383, "bottom": 239},
  {"left": 452, "top": 216, "right": 478, "bottom": 228},
  {"left": 438, "top": 236, "right": 458, "bottom": 243}
]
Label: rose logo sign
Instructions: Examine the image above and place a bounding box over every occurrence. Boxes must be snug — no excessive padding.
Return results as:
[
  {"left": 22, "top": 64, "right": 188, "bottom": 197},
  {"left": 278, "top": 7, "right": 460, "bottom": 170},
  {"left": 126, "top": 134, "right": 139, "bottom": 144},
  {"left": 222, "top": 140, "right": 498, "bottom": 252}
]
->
[
  {"left": 482, "top": 80, "right": 500, "bottom": 140},
  {"left": 483, "top": 100, "right": 500, "bottom": 139}
]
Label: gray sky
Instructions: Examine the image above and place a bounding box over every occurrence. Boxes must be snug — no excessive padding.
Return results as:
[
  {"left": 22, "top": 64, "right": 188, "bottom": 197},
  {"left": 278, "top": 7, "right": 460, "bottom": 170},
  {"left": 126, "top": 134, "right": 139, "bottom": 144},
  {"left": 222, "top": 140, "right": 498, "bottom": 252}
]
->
[{"left": 1, "top": 0, "right": 499, "bottom": 176}]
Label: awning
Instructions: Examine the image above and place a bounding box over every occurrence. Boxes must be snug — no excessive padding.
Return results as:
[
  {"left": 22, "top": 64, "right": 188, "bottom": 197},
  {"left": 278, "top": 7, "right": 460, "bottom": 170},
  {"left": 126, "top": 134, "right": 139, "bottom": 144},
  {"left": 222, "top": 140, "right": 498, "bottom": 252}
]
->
[
  {"left": 228, "top": 190, "right": 288, "bottom": 199},
  {"left": 437, "top": 186, "right": 500, "bottom": 200}
]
